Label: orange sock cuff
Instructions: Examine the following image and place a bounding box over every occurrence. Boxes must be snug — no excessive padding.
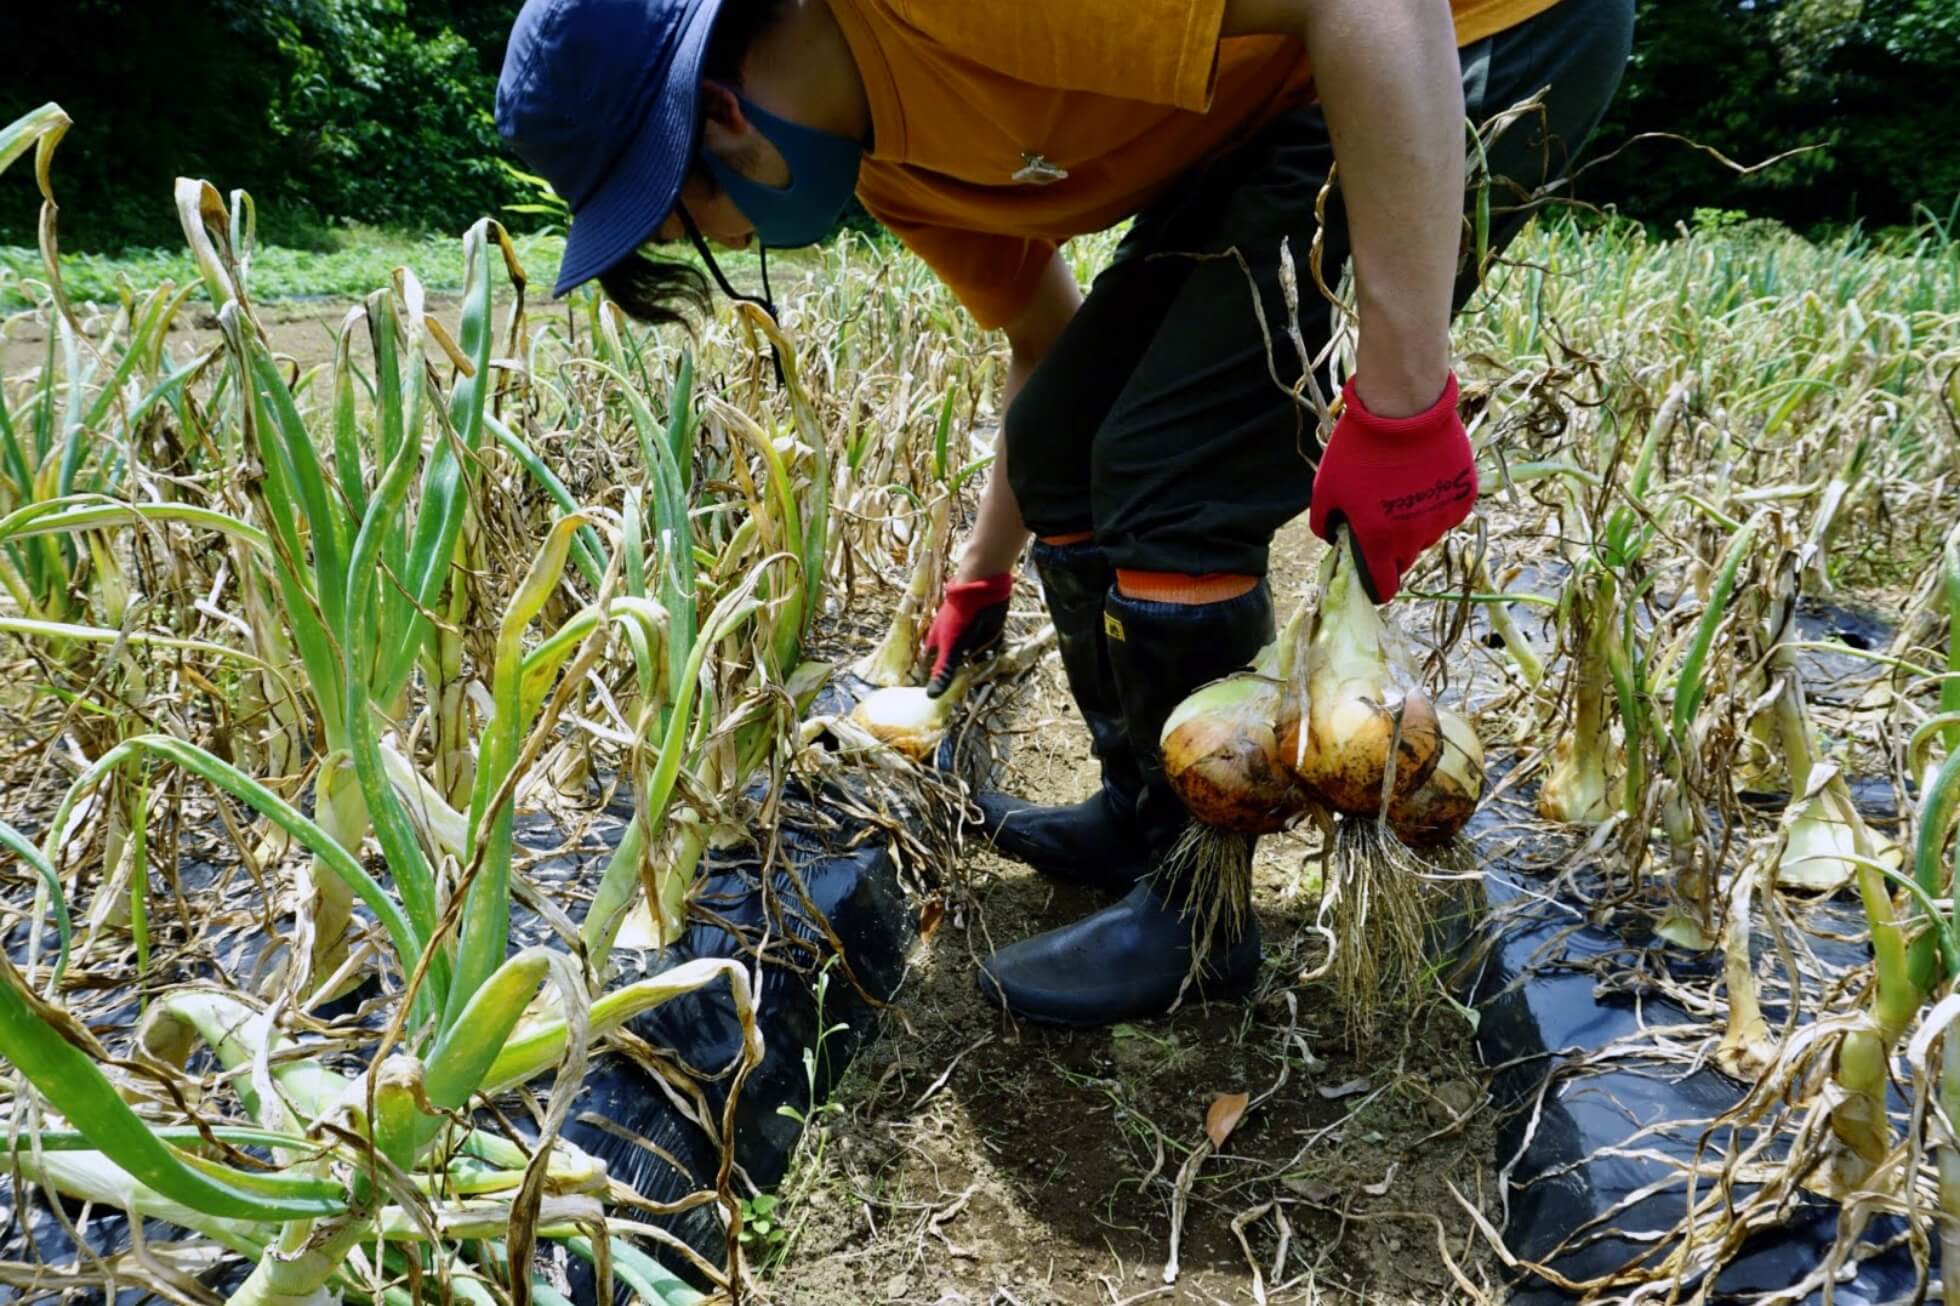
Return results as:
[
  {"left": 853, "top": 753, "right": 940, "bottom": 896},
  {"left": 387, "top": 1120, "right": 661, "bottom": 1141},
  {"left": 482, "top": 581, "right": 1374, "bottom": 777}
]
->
[
  {"left": 1114, "top": 569, "right": 1259, "bottom": 605},
  {"left": 1038, "top": 530, "right": 1095, "bottom": 546}
]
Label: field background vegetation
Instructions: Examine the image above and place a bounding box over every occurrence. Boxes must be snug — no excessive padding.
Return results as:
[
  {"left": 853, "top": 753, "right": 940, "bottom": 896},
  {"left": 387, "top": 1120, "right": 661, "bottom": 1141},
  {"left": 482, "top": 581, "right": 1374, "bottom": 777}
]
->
[
  {"left": 3, "top": 5, "right": 1960, "bottom": 1300},
  {"left": 2, "top": 0, "right": 1957, "bottom": 305}
]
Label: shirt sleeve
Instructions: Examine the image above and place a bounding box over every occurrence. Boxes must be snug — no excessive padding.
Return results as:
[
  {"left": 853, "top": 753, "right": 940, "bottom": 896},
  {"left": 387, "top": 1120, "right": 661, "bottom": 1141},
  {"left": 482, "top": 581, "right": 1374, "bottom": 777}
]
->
[
  {"left": 888, "top": 0, "right": 1229, "bottom": 112},
  {"left": 880, "top": 218, "right": 1058, "bottom": 331}
]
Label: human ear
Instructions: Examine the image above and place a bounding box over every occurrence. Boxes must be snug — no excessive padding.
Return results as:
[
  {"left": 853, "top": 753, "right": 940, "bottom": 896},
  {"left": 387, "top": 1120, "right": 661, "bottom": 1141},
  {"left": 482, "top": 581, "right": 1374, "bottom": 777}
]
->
[
  {"left": 699, "top": 79, "right": 746, "bottom": 131},
  {"left": 696, "top": 79, "right": 781, "bottom": 188}
]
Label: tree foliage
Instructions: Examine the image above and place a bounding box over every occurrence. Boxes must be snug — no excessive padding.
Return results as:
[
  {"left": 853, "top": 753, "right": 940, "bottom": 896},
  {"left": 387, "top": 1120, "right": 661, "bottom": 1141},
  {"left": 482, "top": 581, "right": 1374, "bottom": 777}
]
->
[
  {"left": 1582, "top": 0, "right": 1960, "bottom": 232},
  {"left": 264, "top": 1, "right": 520, "bottom": 233},
  {"left": 4, "top": 0, "right": 1957, "bottom": 253},
  {"left": 1, "top": 0, "right": 525, "bottom": 249}
]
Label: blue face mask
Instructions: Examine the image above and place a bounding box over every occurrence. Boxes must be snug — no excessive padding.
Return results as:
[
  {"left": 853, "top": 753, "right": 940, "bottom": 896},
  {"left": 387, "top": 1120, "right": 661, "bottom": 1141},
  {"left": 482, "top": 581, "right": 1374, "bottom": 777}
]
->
[{"left": 700, "top": 95, "right": 864, "bottom": 249}]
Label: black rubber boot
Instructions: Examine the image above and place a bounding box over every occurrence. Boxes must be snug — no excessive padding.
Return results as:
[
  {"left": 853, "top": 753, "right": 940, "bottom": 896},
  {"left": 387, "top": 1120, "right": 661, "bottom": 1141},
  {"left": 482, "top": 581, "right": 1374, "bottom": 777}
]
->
[
  {"left": 972, "top": 539, "right": 1147, "bottom": 892},
  {"left": 979, "top": 583, "right": 1275, "bottom": 1026}
]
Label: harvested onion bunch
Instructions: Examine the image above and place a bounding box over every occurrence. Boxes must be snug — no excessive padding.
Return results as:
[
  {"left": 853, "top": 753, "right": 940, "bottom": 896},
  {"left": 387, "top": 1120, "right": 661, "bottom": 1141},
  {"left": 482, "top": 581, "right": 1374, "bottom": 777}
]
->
[
  {"left": 1288, "top": 534, "right": 1483, "bottom": 848},
  {"left": 1161, "top": 535, "right": 1483, "bottom": 848},
  {"left": 1290, "top": 534, "right": 1487, "bottom": 1042}
]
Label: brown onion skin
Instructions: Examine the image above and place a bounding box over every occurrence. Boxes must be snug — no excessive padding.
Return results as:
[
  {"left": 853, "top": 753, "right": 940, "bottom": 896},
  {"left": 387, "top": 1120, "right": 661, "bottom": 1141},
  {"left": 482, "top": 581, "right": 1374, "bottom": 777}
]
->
[
  {"left": 1163, "top": 692, "right": 1312, "bottom": 835},
  {"left": 862, "top": 723, "right": 936, "bottom": 762},
  {"left": 1279, "top": 689, "right": 1443, "bottom": 815},
  {"left": 1386, "top": 786, "right": 1477, "bottom": 847},
  {"left": 1387, "top": 711, "right": 1484, "bottom": 846}
]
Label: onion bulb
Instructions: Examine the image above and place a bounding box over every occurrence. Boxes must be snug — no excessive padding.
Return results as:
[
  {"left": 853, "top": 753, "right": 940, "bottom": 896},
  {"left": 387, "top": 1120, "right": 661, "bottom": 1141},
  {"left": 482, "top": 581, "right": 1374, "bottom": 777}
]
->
[
  {"left": 1161, "top": 672, "right": 1314, "bottom": 834},
  {"left": 848, "top": 684, "right": 955, "bottom": 761},
  {"left": 1776, "top": 765, "right": 1890, "bottom": 895},
  {"left": 1386, "top": 705, "right": 1484, "bottom": 846},
  {"left": 1537, "top": 731, "right": 1612, "bottom": 825},
  {"left": 848, "top": 659, "right": 979, "bottom": 762},
  {"left": 1538, "top": 573, "right": 1616, "bottom": 824},
  {"left": 1279, "top": 537, "right": 1442, "bottom": 814}
]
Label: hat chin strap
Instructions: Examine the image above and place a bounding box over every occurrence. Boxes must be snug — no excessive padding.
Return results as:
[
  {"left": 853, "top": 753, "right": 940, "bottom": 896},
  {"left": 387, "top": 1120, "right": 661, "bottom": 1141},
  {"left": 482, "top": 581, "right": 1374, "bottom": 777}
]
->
[{"left": 678, "top": 206, "right": 785, "bottom": 388}]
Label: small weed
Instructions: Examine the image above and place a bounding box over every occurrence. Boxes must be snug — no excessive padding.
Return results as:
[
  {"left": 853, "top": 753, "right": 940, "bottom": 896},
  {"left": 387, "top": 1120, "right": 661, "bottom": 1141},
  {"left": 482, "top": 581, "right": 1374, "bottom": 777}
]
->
[
  {"left": 743, "top": 961, "right": 852, "bottom": 1275},
  {"left": 737, "top": 1193, "right": 789, "bottom": 1263},
  {"left": 1108, "top": 1021, "right": 1199, "bottom": 1078},
  {"left": 778, "top": 961, "right": 851, "bottom": 1133}
]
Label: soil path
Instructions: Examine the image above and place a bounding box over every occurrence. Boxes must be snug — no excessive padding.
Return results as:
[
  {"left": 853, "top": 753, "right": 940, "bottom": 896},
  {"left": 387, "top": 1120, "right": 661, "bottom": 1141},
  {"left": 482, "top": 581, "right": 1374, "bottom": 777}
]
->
[
  {"left": 1, "top": 297, "right": 445, "bottom": 378},
  {"left": 775, "top": 519, "right": 1502, "bottom": 1304}
]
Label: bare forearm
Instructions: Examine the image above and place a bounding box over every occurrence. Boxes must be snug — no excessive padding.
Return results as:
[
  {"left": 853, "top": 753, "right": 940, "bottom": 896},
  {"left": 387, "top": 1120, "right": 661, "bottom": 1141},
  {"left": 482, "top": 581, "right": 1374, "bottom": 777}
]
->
[
  {"left": 953, "top": 252, "right": 1083, "bottom": 582},
  {"left": 1227, "top": 0, "right": 1464, "bottom": 417},
  {"left": 954, "top": 355, "right": 1039, "bottom": 582},
  {"left": 1312, "top": 0, "right": 1462, "bottom": 414}
]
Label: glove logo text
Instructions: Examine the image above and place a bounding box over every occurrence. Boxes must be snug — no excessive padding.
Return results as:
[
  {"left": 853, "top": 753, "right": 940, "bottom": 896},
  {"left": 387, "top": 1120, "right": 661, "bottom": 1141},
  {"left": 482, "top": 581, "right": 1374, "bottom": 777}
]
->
[{"left": 1378, "top": 468, "right": 1475, "bottom": 521}]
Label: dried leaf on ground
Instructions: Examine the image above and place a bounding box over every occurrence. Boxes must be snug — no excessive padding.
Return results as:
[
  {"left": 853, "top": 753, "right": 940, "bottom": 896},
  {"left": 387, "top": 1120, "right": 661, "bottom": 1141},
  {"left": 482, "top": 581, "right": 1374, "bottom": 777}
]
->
[{"left": 1207, "top": 1090, "right": 1251, "bottom": 1148}]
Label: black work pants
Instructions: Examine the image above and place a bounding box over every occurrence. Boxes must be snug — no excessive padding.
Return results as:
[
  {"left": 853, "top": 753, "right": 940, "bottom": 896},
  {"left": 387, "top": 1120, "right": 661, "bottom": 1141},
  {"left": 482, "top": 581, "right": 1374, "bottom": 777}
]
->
[{"left": 1004, "top": 0, "right": 1635, "bottom": 577}]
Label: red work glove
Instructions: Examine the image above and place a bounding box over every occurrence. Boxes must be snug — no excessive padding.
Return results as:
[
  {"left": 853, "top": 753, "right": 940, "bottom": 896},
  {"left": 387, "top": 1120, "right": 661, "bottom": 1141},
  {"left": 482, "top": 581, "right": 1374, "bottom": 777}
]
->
[
  {"left": 922, "top": 573, "right": 1014, "bottom": 697},
  {"left": 1308, "top": 373, "right": 1477, "bottom": 603}
]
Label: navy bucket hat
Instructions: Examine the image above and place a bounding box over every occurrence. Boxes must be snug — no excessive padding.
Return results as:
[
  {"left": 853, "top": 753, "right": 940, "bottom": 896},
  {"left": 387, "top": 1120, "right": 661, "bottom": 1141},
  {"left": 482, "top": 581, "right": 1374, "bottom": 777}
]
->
[{"left": 497, "top": 0, "right": 729, "bottom": 297}]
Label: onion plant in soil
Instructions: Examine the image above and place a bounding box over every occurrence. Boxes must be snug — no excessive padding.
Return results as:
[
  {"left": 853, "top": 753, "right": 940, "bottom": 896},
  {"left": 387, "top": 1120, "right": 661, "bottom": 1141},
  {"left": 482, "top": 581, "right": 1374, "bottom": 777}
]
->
[
  {"left": 6, "top": 92, "right": 1960, "bottom": 1301},
  {"left": 0, "top": 101, "right": 888, "bottom": 1303},
  {"left": 0, "top": 109, "right": 811, "bottom": 1302},
  {"left": 1434, "top": 203, "right": 1960, "bottom": 1292}
]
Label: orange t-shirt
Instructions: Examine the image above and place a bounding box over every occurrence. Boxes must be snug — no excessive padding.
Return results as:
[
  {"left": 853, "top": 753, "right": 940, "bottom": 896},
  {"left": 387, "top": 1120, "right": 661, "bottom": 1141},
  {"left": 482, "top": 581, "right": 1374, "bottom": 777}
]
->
[{"left": 828, "top": 0, "right": 1562, "bottom": 328}]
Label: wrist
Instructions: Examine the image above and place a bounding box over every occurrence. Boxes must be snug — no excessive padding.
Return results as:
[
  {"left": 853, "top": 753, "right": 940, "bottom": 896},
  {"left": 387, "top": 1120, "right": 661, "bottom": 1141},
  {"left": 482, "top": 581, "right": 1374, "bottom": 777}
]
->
[
  {"left": 945, "top": 571, "right": 1015, "bottom": 606},
  {"left": 1342, "top": 372, "right": 1459, "bottom": 436},
  {"left": 1351, "top": 370, "right": 1451, "bottom": 421},
  {"left": 954, "top": 532, "right": 1029, "bottom": 585},
  {"left": 952, "top": 558, "right": 1011, "bottom": 587},
  {"left": 1353, "top": 328, "right": 1450, "bottom": 419}
]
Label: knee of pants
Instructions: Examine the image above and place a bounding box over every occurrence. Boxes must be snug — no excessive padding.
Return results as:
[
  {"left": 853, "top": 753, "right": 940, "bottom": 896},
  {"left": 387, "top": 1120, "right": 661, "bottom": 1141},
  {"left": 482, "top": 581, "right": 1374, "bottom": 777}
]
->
[
  {"left": 1479, "top": 0, "right": 1637, "bottom": 190},
  {"left": 1002, "top": 390, "right": 1095, "bottom": 536},
  {"left": 1559, "top": 0, "right": 1637, "bottom": 140}
]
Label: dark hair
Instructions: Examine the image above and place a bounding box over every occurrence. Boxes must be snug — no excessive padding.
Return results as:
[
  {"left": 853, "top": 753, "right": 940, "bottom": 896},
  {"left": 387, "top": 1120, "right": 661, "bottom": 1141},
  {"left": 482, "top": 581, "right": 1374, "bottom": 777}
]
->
[
  {"left": 596, "top": 254, "right": 713, "bottom": 328},
  {"left": 597, "top": 0, "right": 790, "bottom": 327}
]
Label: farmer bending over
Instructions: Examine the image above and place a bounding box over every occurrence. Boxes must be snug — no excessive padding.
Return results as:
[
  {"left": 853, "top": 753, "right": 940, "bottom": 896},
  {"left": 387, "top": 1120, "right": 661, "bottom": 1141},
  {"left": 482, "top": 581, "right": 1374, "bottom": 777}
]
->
[{"left": 497, "top": 0, "right": 1634, "bottom": 1026}]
